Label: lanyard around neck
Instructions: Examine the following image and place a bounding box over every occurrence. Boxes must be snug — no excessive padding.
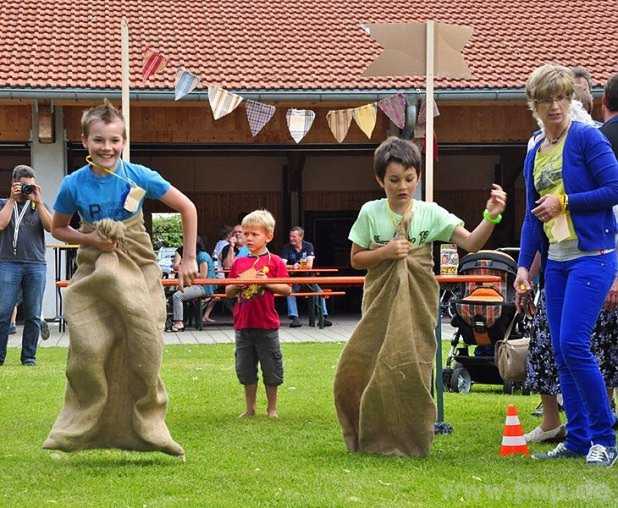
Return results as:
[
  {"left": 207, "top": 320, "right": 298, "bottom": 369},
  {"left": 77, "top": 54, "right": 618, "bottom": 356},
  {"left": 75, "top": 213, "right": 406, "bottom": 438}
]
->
[
  {"left": 12, "top": 201, "right": 31, "bottom": 255},
  {"left": 86, "top": 156, "right": 135, "bottom": 187}
]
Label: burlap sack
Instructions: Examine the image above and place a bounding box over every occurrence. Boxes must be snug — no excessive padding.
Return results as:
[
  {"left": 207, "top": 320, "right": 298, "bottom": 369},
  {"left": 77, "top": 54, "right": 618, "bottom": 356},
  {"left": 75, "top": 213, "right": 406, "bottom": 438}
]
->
[
  {"left": 333, "top": 208, "right": 439, "bottom": 457},
  {"left": 43, "top": 213, "right": 184, "bottom": 456}
]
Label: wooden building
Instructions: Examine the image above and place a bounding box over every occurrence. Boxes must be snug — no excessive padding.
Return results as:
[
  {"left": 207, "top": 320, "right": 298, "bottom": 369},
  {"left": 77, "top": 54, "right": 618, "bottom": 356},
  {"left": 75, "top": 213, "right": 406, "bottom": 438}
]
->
[{"left": 0, "top": 1, "right": 614, "bottom": 317}]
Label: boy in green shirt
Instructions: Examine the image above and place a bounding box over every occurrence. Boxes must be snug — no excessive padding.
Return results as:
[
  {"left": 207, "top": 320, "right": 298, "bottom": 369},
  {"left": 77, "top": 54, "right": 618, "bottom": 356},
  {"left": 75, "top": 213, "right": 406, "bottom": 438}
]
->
[{"left": 334, "top": 136, "right": 506, "bottom": 457}]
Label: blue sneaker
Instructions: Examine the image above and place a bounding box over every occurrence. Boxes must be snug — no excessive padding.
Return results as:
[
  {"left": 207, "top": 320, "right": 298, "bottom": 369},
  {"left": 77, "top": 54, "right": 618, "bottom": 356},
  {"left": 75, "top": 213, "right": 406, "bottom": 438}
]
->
[
  {"left": 532, "top": 442, "right": 583, "bottom": 461},
  {"left": 586, "top": 444, "right": 618, "bottom": 467},
  {"left": 8, "top": 324, "right": 16, "bottom": 335}
]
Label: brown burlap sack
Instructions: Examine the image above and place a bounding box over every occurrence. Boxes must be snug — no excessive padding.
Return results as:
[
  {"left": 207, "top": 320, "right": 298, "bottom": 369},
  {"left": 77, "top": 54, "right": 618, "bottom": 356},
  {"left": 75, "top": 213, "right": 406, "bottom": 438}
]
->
[
  {"left": 333, "top": 207, "right": 439, "bottom": 457},
  {"left": 43, "top": 213, "right": 184, "bottom": 457}
]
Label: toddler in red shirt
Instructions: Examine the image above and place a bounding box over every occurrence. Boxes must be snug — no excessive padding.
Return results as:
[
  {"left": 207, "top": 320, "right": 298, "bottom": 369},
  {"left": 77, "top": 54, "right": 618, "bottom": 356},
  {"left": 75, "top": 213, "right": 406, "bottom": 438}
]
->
[{"left": 226, "top": 210, "right": 291, "bottom": 417}]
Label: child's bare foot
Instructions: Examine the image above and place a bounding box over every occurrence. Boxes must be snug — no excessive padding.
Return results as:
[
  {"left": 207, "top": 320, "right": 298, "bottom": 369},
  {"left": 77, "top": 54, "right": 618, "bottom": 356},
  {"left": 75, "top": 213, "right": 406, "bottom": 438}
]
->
[
  {"left": 239, "top": 410, "right": 256, "bottom": 418},
  {"left": 267, "top": 409, "right": 278, "bottom": 418}
]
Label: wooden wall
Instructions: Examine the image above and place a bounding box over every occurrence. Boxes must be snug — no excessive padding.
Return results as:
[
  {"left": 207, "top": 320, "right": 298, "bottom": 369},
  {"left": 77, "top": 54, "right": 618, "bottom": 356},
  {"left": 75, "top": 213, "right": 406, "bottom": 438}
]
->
[
  {"left": 145, "top": 191, "right": 283, "bottom": 250},
  {"left": 0, "top": 105, "right": 31, "bottom": 142},
  {"left": 62, "top": 102, "right": 537, "bottom": 144},
  {"left": 63, "top": 103, "right": 390, "bottom": 144},
  {"left": 436, "top": 104, "right": 536, "bottom": 143}
]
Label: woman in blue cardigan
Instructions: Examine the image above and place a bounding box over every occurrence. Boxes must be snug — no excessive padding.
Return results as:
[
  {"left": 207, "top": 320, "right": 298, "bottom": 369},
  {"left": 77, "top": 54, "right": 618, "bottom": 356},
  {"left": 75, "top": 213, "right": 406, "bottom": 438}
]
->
[{"left": 515, "top": 64, "right": 618, "bottom": 467}]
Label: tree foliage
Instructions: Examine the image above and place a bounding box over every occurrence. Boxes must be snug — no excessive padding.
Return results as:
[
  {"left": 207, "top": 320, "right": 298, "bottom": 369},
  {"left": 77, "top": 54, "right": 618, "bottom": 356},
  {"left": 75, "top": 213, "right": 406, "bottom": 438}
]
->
[{"left": 152, "top": 213, "right": 183, "bottom": 249}]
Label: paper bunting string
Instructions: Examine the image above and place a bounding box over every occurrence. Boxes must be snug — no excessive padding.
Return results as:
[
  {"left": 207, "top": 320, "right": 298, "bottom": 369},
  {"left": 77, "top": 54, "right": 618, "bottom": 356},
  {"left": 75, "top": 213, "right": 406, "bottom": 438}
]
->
[
  {"left": 175, "top": 68, "right": 200, "bottom": 101},
  {"left": 286, "top": 109, "right": 315, "bottom": 143},
  {"left": 208, "top": 86, "right": 244, "bottom": 120},
  {"left": 352, "top": 104, "right": 377, "bottom": 139},
  {"left": 245, "top": 100, "right": 276, "bottom": 136},
  {"left": 142, "top": 47, "right": 167, "bottom": 80},
  {"left": 326, "top": 109, "right": 354, "bottom": 143},
  {"left": 377, "top": 93, "right": 407, "bottom": 129}
]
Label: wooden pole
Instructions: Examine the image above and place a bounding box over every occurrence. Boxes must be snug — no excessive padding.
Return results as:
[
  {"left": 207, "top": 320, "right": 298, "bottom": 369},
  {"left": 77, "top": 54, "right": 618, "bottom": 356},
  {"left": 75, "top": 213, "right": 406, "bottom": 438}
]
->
[
  {"left": 425, "top": 20, "right": 435, "bottom": 203},
  {"left": 121, "top": 18, "right": 131, "bottom": 162}
]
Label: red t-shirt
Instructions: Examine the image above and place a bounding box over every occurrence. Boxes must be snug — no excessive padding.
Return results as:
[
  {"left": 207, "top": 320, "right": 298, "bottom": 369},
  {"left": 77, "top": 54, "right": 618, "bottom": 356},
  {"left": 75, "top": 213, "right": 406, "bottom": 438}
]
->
[{"left": 229, "top": 252, "right": 289, "bottom": 330}]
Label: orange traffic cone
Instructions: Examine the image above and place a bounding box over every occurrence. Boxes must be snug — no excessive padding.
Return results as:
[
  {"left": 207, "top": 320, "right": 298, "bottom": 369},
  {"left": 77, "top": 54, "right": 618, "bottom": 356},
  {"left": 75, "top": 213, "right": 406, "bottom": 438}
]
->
[{"left": 499, "top": 404, "right": 529, "bottom": 457}]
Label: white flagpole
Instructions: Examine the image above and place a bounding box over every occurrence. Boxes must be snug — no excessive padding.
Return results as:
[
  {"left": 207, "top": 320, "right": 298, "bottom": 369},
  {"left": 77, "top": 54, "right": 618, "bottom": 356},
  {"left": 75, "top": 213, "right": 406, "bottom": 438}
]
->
[
  {"left": 121, "top": 18, "right": 131, "bottom": 162},
  {"left": 425, "top": 20, "right": 435, "bottom": 203}
]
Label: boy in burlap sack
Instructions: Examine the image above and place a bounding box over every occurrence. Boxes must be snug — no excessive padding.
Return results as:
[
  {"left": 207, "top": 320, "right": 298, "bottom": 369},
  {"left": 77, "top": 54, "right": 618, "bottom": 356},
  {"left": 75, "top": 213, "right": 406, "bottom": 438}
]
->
[
  {"left": 334, "top": 137, "right": 507, "bottom": 457},
  {"left": 43, "top": 100, "right": 198, "bottom": 458}
]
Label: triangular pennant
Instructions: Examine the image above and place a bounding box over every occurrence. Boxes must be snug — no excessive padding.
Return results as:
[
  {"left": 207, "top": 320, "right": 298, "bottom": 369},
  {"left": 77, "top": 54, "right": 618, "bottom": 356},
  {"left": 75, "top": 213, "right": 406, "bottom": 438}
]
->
[
  {"left": 175, "top": 68, "right": 200, "bottom": 101},
  {"left": 208, "top": 86, "right": 244, "bottom": 120},
  {"left": 286, "top": 109, "right": 315, "bottom": 143},
  {"left": 378, "top": 93, "right": 407, "bottom": 129},
  {"left": 244, "top": 100, "right": 276, "bottom": 136},
  {"left": 417, "top": 99, "right": 440, "bottom": 124},
  {"left": 352, "top": 104, "right": 377, "bottom": 139},
  {"left": 326, "top": 109, "right": 354, "bottom": 143},
  {"left": 142, "top": 46, "right": 167, "bottom": 81},
  {"left": 414, "top": 99, "right": 440, "bottom": 138}
]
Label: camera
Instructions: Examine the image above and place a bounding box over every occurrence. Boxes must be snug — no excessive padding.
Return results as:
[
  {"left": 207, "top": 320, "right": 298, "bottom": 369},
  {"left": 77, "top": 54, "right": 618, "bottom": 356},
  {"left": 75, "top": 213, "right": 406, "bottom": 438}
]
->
[{"left": 20, "top": 184, "right": 34, "bottom": 195}]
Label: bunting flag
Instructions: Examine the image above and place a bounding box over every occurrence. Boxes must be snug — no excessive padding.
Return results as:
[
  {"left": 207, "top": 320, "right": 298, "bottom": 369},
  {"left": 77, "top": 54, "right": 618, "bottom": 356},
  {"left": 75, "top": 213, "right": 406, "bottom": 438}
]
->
[
  {"left": 286, "top": 109, "right": 315, "bottom": 143},
  {"left": 142, "top": 46, "right": 167, "bottom": 81},
  {"left": 326, "top": 108, "right": 354, "bottom": 143},
  {"left": 208, "top": 86, "right": 244, "bottom": 120},
  {"left": 174, "top": 68, "right": 200, "bottom": 101},
  {"left": 417, "top": 99, "right": 440, "bottom": 125},
  {"left": 245, "top": 100, "right": 276, "bottom": 136},
  {"left": 353, "top": 103, "right": 377, "bottom": 139},
  {"left": 378, "top": 93, "right": 407, "bottom": 129},
  {"left": 414, "top": 99, "right": 440, "bottom": 138}
]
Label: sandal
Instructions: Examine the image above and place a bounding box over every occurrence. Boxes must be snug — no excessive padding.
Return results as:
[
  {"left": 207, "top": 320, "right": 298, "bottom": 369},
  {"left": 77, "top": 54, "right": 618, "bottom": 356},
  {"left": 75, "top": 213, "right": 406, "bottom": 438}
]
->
[{"left": 171, "top": 322, "right": 185, "bottom": 332}]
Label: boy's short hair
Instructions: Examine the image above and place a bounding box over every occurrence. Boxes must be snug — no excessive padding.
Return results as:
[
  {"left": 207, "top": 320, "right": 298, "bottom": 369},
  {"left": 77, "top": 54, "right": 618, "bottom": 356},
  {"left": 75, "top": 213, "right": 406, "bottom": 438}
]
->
[
  {"left": 373, "top": 136, "right": 422, "bottom": 181},
  {"left": 81, "top": 99, "right": 126, "bottom": 139},
  {"left": 242, "top": 209, "right": 276, "bottom": 235},
  {"left": 605, "top": 73, "right": 618, "bottom": 112},
  {"left": 12, "top": 164, "right": 35, "bottom": 181}
]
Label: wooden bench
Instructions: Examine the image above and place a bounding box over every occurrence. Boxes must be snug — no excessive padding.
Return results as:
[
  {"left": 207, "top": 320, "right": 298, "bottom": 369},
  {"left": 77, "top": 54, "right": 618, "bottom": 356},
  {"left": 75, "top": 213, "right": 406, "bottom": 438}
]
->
[{"left": 55, "top": 280, "right": 345, "bottom": 331}]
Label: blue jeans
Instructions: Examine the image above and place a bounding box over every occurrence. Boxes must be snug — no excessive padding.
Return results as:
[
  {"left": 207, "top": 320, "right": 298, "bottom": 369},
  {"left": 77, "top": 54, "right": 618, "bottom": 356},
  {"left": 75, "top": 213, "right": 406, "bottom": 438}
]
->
[
  {"left": 287, "top": 284, "right": 328, "bottom": 318},
  {"left": 0, "top": 261, "right": 47, "bottom": 364},
  {"left": 544, "top": 253, "right": 616, "bottom": 453}
]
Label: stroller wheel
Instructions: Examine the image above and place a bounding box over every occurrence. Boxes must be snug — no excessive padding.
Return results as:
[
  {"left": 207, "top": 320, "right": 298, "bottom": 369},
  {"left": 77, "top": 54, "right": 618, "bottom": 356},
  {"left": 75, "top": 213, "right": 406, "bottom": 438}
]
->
[
  {"left": 450, "top": 367, "right": 472, "bottom": 393},
  {"left": 442, "top": 368, "right": 453, "bottom": 392}
]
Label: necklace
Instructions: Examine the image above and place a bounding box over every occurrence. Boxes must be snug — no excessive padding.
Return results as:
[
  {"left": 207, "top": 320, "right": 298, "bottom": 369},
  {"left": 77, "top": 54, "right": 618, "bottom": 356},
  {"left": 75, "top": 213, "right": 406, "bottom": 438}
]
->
[
  {"left": 546, "top": 122, "right": 570, "bottom": 145},
  {"left": 387, "top": 201, "right": 413, "bottom": 239}
]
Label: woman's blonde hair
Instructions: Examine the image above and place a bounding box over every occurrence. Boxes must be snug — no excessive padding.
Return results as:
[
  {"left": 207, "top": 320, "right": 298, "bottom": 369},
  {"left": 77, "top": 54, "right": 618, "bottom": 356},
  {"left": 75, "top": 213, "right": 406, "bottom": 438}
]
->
[
  {"left": 241, "top": 209, "right": 276, "bottom": 235},
  {"left": 526, "top": 64, "right": 574, "bottom": 112},
  {"left": 81, "top": 99, "right": 126, "bottom": 139}
]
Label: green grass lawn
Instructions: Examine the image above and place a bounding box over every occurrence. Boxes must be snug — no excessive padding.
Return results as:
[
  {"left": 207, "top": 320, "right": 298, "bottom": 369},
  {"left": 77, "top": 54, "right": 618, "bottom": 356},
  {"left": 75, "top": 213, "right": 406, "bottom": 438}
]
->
[{"left": 1, "top": 343, "right": 617, "bottom": 507}]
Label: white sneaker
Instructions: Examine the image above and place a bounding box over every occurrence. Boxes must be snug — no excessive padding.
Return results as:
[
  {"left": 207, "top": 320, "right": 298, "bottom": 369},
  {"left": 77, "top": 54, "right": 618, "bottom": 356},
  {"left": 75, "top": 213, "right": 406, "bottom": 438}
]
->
[
  {"left": 586, "top": 444, "right": 618, "bottom": 467},
  {"left": 524, "top": 424, "right": 566, "bottom": 443}
]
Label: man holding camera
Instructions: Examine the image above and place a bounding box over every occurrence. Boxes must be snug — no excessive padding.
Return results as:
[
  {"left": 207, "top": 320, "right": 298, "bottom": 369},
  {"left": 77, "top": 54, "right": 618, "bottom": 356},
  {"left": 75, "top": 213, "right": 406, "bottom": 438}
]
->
[{"left": 0, "top": 165, "right": 52, "bottom": 366}]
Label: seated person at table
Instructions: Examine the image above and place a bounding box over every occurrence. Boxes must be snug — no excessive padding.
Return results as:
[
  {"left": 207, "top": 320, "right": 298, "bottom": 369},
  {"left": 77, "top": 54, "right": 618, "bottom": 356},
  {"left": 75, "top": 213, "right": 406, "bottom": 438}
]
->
[
  {"left": 280, "top": 226, "right": 331, "bottom": 328},
  {"left": 221, "top": 224, "right": 250, "bottom": 270},
  {"left": 171, "top": 236, "right": 216, "bottom": 332}
]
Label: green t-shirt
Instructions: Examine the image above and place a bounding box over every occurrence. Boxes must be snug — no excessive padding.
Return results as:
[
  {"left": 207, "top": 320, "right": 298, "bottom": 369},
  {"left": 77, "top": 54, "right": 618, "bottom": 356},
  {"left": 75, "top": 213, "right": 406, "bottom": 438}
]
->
[{"left": 348, "top": 198, "right": 463, "bottom": 249}]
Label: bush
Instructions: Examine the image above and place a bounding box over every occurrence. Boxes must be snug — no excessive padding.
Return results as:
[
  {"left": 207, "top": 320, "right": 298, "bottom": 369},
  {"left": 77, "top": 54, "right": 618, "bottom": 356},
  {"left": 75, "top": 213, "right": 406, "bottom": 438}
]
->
[{"left": 152, "top": 213, "right": 182, "bottom": 249}]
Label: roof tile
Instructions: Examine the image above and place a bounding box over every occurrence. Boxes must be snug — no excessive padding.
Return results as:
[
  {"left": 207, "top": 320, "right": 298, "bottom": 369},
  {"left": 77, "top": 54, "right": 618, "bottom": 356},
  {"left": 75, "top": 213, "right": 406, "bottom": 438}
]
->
[{"left": 0, "top": 0, "right": 616, "bottom": 91}]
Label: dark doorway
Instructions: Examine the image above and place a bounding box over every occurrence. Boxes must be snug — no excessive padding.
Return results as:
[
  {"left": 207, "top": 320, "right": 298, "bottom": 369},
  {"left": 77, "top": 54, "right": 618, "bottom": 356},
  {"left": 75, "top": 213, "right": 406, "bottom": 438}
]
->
[{"left": 303, "top": 210, "right": 363, "bottom": 314}]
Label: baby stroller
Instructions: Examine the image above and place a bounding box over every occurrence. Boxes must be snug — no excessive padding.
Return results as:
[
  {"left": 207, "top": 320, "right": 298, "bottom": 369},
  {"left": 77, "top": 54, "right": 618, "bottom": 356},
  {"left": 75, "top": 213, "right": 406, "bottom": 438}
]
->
[{"left": 442, "top": 249, "right": 529, "bottom": 394}]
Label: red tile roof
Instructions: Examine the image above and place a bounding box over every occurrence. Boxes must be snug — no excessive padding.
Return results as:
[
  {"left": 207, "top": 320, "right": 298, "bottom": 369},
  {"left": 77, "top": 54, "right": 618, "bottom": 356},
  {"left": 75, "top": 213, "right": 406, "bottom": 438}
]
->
[{"left": 0, "top": 0, "right": 616, "bottom": 92}]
